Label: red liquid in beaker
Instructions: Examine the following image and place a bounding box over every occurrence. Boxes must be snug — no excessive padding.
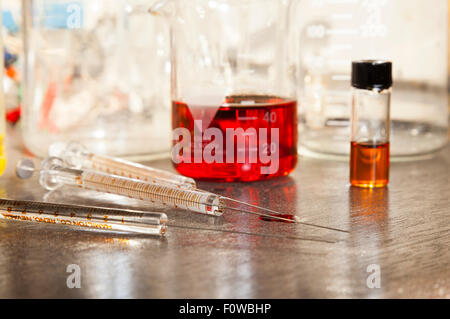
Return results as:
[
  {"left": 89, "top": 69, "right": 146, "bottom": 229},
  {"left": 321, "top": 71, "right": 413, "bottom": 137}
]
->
[{"left": 172, "top": 95, "right": 298, "bottom": 182}]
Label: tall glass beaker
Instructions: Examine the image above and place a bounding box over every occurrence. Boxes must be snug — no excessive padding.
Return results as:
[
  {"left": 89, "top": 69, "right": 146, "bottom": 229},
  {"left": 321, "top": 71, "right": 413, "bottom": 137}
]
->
[{"left": 152, "top": 0, "right": 298, "bottom": 182}]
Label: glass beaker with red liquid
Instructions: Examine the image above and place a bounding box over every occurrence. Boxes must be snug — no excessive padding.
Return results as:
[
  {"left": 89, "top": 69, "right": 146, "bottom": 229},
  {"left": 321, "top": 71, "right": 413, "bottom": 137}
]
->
[
  {"left": 172, "top": 95, "right": 297, "bottom": 181},
  {"left": 151, "top": 0, "right": 299, "bottom": 182}
]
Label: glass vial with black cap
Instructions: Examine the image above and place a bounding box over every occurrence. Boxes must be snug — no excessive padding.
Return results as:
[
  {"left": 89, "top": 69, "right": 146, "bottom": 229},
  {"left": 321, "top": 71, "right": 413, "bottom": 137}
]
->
[{"left": 350, "top": 60, "right": 392, "bottom": 188}]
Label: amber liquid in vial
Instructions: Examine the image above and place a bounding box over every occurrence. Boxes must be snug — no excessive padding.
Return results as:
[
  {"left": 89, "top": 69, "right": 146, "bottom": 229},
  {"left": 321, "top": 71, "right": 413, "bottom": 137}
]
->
[{"left": 350, "top": 141, "right": 389, "bottom": 188}]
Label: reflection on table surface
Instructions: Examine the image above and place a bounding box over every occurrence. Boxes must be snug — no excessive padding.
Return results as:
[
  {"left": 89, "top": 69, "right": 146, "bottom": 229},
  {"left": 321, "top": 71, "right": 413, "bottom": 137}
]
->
[{"left": 0, "top": 126, "right": 448, "bottom": 298}]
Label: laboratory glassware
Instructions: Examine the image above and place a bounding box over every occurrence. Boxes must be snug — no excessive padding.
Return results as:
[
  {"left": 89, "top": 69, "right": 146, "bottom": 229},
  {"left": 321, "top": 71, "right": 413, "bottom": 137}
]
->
[
  {"left": 0, "top": 6, "right": 6, "bottom": 176},
  {"left": 16, "top": 157, "right": 348, "bottom": 232},
  {"left": 350, "top": 60, "right": 391, "bottom": 188},
  {"left": 0, "top": 198, "right": 167, "bottom": 235},
  {"left": 151, "top": 0, "right": 299, "bottom": 181},
  {"left": 21, "top": 0, "right": 171, "bottom": 158},
  {"left": 49, "top": 141, "right": 196, "bottom": 189},
  {"left": 295, "top": 0, "right": 448, "bottom": 159}
]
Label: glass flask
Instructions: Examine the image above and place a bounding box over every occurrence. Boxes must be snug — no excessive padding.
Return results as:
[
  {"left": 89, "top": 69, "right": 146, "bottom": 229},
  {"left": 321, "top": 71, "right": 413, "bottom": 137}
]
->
[
  {"left": 295, "top": 0, "right": 448, "bottom": 159},
  {"left": 151, "top": 0, "right": 298, "bottom": 182},
  {"left": 21, "top": 0, "right": 171, "bottom": 158}
]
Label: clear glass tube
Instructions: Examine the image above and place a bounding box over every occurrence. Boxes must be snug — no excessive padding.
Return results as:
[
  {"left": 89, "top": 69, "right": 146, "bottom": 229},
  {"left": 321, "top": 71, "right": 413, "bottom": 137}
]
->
[
  {"left": 350, "top": 87, "right": 390, "bottom": 188},
  {"left": 0, "top": 198, "right": 167, "bottom": 235},
  {"left": 49, "top": 142, "right": 196, "bottom": 189},
  {"left": 21, "top": 157, "right": 223, "bottom": 216},
  {"left": 350, "top": 87, "right": 391, "bottom": 145}
]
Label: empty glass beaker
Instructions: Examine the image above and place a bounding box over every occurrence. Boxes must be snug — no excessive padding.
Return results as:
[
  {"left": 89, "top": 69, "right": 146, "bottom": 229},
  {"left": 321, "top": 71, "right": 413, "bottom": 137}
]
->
[
  {"left": 295, "top": 0, "right": 448, "bottom": 159},
  {"left": 151, "top": 0, "right": 299, "bottom": 182},
  {"left": 21, "top": 0, "right": 171, "bottom": 158}
]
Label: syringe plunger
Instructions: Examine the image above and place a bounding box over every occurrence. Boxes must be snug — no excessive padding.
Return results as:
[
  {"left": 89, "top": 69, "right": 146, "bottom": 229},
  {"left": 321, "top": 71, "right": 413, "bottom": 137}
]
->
[{"left": 49, "top": 142, "right": 196, "bottom": 189}]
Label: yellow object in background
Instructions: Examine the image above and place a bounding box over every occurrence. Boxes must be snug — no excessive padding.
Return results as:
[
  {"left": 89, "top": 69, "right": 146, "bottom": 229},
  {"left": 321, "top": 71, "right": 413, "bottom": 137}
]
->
[{"left": 0, "top": 135, "right": 5, "bottom": 176}]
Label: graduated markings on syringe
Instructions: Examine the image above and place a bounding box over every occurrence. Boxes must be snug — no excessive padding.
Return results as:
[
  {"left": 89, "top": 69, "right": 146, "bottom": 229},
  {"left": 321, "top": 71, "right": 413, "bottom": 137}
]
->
[
  {"left": 0, "top": 198, "right": 167, "bottom": 236},
  {"left": 18, "top": 157, "right": 223, "bottom": 216},
  {"left": 78, "top": 172, "right": 210, "bottom": 213}
]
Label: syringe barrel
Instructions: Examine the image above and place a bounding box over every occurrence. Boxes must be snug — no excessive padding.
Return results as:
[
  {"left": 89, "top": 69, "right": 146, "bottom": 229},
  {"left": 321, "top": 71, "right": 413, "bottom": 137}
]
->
[
  {"left": 39, "top": 161, "right": 222, "bottom": 216},
  {"left": 0, "top": 199, "right": 167, "bottom": 225},
  {"left": 53, "top": 142, "right": 196, "bottom": 189},
  {"left": 0, "top": 199, "right": 167, "bottom": 236},
  {"left": 79, "top": 171, "right": 223, "bottom": 216}
]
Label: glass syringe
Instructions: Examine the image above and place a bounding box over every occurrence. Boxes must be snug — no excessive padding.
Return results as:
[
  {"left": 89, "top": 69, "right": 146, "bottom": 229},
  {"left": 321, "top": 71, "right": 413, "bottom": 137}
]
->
[
  {"left": 0, "top": 198, "right": 167, "bottom": 236},
  {"left": 16, "top": 157, "right": 349, "bottom": 232},
  {"left": 49, "top": 142, "right": 196, "bottom": 189},
  {"left": 18, "top": 157, "right": 224, "bottom": 216}
]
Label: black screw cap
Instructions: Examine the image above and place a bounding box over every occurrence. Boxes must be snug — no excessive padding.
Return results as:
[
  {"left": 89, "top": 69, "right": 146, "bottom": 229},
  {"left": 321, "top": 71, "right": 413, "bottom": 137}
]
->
[{"left": 351, "top": 60, "right": 392, "bottom": 90}]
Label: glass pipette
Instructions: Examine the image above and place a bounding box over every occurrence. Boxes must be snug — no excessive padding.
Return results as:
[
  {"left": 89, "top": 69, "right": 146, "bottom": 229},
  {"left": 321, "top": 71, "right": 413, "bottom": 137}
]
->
[
  {"left": 0, "top": 198, "right": 167, "bottom": 236},
  {"left": 16, "top": 157, "right": 349, "bottom": 233},
  {"left": 48, "top": 142, "right": 196, "bottom": 189}
]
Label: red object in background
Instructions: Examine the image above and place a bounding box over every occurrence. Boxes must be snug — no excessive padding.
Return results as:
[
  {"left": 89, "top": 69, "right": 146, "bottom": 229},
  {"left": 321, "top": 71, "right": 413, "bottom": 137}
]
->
[
  {"left": 6, "top": 106, "right": 21, "bottom": 124},
  {"left": 5, "top": 66, "right": 18, "bottom": 81},
  {"left": 39, "top": 82, "right": 58, "bottom": 132},
  {"left": 4, "top": 66, "right": 22, "bottom": 124},
  {"left": 172, "top": 95, "right": 298, "bottom": 182}
]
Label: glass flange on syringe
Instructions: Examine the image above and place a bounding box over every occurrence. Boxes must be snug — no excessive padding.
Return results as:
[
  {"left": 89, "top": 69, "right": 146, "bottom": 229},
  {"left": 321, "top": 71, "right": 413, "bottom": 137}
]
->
[
  {"left": 48, "top": 142, "right": 196, "bottom": 189},
  {"left": 0, "top": 198, "right": 167, "bottom": 236},
  {"left": 16, "top": 157, "right": 349, "bottom": 232}
]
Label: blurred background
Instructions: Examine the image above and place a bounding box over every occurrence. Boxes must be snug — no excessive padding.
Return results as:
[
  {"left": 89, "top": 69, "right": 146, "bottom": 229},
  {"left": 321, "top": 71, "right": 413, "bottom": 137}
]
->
[
  {"left": 3, "top": 0, "right": 172, "bottom": 160},
  {"left": 1, "top": 0, "right": 449, "bottom": 163}
]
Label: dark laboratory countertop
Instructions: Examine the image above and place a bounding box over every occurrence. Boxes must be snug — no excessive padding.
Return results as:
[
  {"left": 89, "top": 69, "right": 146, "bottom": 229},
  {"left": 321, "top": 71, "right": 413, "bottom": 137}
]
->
[{"left": 0, "top": 126, "right": 448, "bottom": 298}]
